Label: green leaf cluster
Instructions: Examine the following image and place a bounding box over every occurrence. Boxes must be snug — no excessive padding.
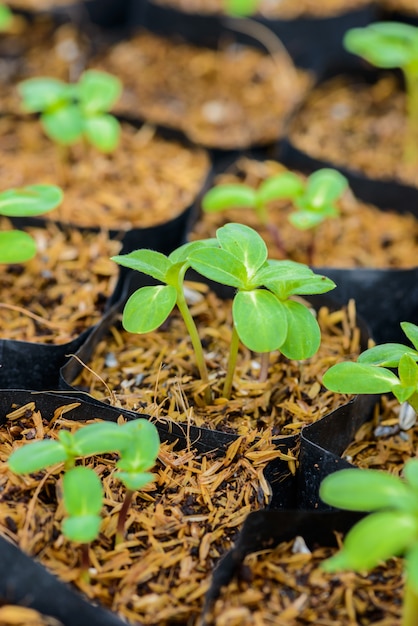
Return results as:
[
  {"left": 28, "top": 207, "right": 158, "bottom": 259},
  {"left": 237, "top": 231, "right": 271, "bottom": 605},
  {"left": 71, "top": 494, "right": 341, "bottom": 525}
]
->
[
  {"left": 18, "top": 70, "right": 122, "bottom": 152},
  {"left": 8, "top": 418, "right": 160, "bottom": 544},
  {"left": 113, "top": 223, "right": 335, "bottom": 399},
  {"left": 0, "top": 184, "right": 63, "bottom": 263},
  {"left": 320, "top": 459, "right": 418, "bottom": 611},
  {"left": 202, "top": 168, "right": 348, "bottom": 231},
  {"left": 323, "top": 322, "right": 418, "bottom": 413}
]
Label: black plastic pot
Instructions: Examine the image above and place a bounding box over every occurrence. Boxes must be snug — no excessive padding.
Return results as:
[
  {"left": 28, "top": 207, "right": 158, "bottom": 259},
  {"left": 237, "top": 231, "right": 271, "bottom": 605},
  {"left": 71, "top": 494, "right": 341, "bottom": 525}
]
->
[
  {"left": 130, "top": 0, "right": 377, "bottom": 74},
  {"left": 0, "top": 383, "right": 296, "bottom": 624},
  {"left": 280, "top": 67, "right": 418, "bottom": 212}
]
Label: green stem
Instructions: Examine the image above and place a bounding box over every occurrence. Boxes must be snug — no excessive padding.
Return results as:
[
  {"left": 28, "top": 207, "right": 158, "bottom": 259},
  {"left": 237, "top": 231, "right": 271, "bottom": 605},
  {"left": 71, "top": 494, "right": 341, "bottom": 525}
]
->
[
  {"left": 115, "top": 489, "right": 134, "bottom": 545},
  {"left": 403, "top": 67, "right": 418, "bottom": 164},
  {"left": 175, "top": 269, "right": 212, "bottom": 404},
  {"left": 223, "top": 325, "right": 240, "bottom": 399},
  {"left": 79, "top": 543, "right": 91, "bottom": 583},
  {"left": 402, "top": 577, "right": 418, "bottom": 626}
]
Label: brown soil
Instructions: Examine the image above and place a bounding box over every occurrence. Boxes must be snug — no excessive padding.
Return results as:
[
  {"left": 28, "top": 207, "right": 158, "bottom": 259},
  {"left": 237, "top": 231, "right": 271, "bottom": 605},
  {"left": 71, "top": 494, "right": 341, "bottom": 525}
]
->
[
  {"left": 0, "top": 404, "right": 275, "bottom": 625},
  {"left": 0, "top": 116, "right": 210, "bottom": 230},
  {"left": 149, "top": 0, "right": 372, "bottom": 18},
  {"left": 69, "top": 285, "right": 362, "bottom": 436},
  {"left": 379, "top": 0, "right": 418, "bottom": 15},
  {"left": 190, "top": 157, "right": 418, "bottom": 267},
  {"left": 288, "top": 74, "right": 418, "bottom": 188},
  {"left": 91, "top": 31, "right": 311, "bottom": 149},
  {"left": 9, "top": 0, "right": 74, "bottom": 8},
  {"left": 0, "top": 219, "right": 120, "bottom": 343}
]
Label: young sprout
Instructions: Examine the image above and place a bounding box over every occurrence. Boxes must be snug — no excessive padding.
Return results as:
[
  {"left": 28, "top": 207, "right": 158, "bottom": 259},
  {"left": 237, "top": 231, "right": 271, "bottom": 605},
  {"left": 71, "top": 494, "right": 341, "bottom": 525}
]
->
[
  {"left": 344, "top": 22, "right": 418, "bottom": 164},
  {"left": 113, "top": 419, "right": 160, "bottom": 544},
  {"left": 202, "top": 168, "right": 348, "bottom": 264},
  {"left": 0, "top": 184, "right": 63, "bottom": 263},
  {"left": 0, "top": 3, "right": 12, "bottom": 31},
  {"left": 18, "top": 70, "right": 122, "bottom": 153},
  {"left": 323, "top": 321, "right": 418, "bottom": 415},
  {"left": 320, "top": 458, "right": 418, "bottom": 626},
  {"left": 8, "top": 418, "right": 160, "bottom": 571},
  {"left": 113, "top": 223, "right": 336, "bottom": 400}
]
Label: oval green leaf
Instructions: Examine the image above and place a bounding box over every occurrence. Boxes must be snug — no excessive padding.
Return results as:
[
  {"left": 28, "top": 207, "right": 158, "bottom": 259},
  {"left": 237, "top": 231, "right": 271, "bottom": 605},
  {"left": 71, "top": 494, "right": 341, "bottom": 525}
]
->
[
  {"left": 0, "top": 230, "right": 37, "bottom": 264},
  {"left": 402, "top": 322, "right": 418, "bottom": 352},
  {"left": 257, "top": 172, "right": 304, "bottom": 204},
  {"left": 112, "top": 249, "right": 171, "bottom": 282},
  {"left": 216, "top": 223, "right": 267, "bottom": 276},
  {"left": 189, "top": 246, "right": 247, "bottom": 288},
  {"left": 322, "top": 511, "right": 417, "bottom": 572},
  {"left": 358, "top": 342, "right": 418, "bottom": 367},
  {"left": 18, "top": 77, "right": 69, "bottom": 112},
  {"left": 78, "top": 69, "right": 122, "bottom": 113},
  {"left": 119, "top": 419, "right": 160, "bottom": 469},
  {"left": 122, "top": 285, "right": 177, "bottom": 333},
  {"left": 0, "top": 185, "right": 63, "bottom": 217},
  {"left": 304, "top": 169, "right": 348, "bottom": 208},
  {"left": 8, "top": 439, "right": 67, "bottom": 474},
  {"left": 114, "top": 470, "right": 155, "bottom": 491},
  {"left": 63, "top": 466, "right": 103, "bottom": 517},
  {"left": 73, "top": 421, "right": 131, "bottom": 457},
  {"left": 323, "top": 362, "right": 400, "bottom": 394},
  {"left": 320, "top": 467, "right": 414, "bottom": 511},
  {"left": 232, "top": 289, "right": 287, "bottom": 352},
  {"left": 280, "top": 299, "right": 321, "bottom": 360},
  {"left": 202, "top": 184, "right": 256, "bottom": 212},
  {"left": 62, "top": 514, "right": 102, "bottom": 544},
  {"left": 83, "top": 113, "right": 120, "bottom": 152},
  {"left": 42, "top": 104, "right": 84, "bottom": 145}
]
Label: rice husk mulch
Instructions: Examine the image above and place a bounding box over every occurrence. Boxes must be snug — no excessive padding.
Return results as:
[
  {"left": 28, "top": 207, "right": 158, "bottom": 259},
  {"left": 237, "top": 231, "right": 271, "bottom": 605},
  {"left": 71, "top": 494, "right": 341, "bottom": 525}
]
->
[
  {"left": 0, "top": 404, "right": 277, "bottom": 625},
  {"left": 288, "top": 74, "right": 418, "bottom": 189},
  {"left": 0, "top": 116, "right": 210, "bottom": 230},
  {"left": 0, "top": 219, "right": 120, "bottom": 343},
  {"left": 91, "top": 31, "right": 312, "bottom": 150},
  {"left": 69, "top": 284, "right": 362, "bottom": 436},
  {"left": 190, "top": 157, "right": 418, "bottom": 268}
]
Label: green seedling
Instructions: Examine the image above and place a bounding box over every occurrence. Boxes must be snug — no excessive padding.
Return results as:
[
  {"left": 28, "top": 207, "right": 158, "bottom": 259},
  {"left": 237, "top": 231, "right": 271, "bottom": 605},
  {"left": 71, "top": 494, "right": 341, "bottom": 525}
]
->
[
  {"left": 8, "top": 418, "right": 160, "bottom": 573},
  {"left": 344, "top": 22, "right": 418, "bottom": 164},
  {"left": 113, "top": 223, "right": 336, "bottom": 401},
  {"left": 113, "top": 419, "right": 160, "bottom": 544},
  {"left": 323, "top": 321, "right": 418, "bottom": 415},
  {"left": 18, "top": 69, "right": 122, "bottom": 153},
  {"left": 0, "top": 184, "right": 63, "bottom": 263},
  {"left": 320, "top": 458, "right": 418, "bottom": 626},
  {"left": 0, "top": 4, "right": 12, "bottom": 31},
  {"left": 202, "top": 168, "right": 348, "bottom": 264}
]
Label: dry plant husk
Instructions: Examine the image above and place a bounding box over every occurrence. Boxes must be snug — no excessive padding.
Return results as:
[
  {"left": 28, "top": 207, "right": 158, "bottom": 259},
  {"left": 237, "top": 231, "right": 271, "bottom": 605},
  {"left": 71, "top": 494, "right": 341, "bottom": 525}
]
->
[
  {"left": 0, "top": 605, "right": 63, "bottom": 626},
  {"left": 66, "top": 284, "right": 362, "bottom": 436},
  {"left": 190, "top": 157, "right": 418, "bottom": 268},
  {"left": 0, "top": 116, "right": 210, "bottom": 230},
  {"left": 205, "top": 535, "right": 403, "bottom": 625},
  {"left": 343, "top": 395, "right": 418, "bottom": 474},
  {"left": 0, "top": 17, "right": 90, "bottom": 114},
  {"left": 0, "top": 403, "right": 278, "bottom": 625},
  {"left": 379, "top": 0, "right": 418, "bottom": 16},
  {"left": 91, "top": 31, "right": 312, "bottom": 149},
  {"left": 147, "top": 0, "right": 372, "bottom": 19},
  {"left": 8, "top": 0, "right": 75, "bottom": 8},
  {"left": 288, "top": 73, "right": 418, "bottom": 188},
  {"left": 0, "top": 218, "right": 120, "bottom": 344}
]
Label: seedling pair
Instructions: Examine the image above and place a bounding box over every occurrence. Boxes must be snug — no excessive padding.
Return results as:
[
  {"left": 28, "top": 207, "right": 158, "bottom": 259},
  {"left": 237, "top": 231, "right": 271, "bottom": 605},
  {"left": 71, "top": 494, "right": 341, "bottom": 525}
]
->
[
  {"left": 320, "top": 322, "right": 418, "bottom": 624},
  {"left": 202, "top": 168, "right": 348, "bottom": 264},
  {"left": 113, "top": 222, "right": 336, "bottom": 401},
  {"left": 344, "top": 22, "right": 418, "bottom": 164},
  {"left": 8, "top": 418, "right": 160, "bottom": 576},
  {"left": 18, "top": 70, "right": 122, "bottom": 153},
  {"left": 0, "top": 184, "right": 63, "bottom": 263}
]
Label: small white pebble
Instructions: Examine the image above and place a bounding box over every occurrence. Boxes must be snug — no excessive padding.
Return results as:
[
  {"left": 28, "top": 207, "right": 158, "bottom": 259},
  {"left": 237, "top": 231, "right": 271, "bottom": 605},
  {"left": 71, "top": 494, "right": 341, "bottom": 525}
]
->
[
  {"left": 292, "top": 535, "right": 311, "bottom": 555},
  {"left": 399, "top": 402, "right": 417, "bottom": 431}
]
